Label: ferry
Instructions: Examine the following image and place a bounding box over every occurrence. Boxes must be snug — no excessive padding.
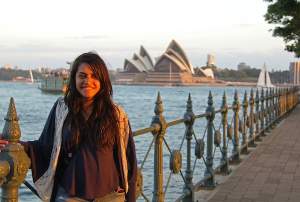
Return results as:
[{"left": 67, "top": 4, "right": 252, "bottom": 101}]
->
[{"left": 39, "top": 75, "right": 68, "bottom": 93}]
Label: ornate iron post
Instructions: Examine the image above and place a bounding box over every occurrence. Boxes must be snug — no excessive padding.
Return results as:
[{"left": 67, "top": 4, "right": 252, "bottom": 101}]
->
[
  {"left": 286, "top": 88, "right": 288, "bottom": 113},
  {"left": 265, "top": 89, "right": 270, "bottom": 131},
  {"left": 241, "top": 91, "right": 248, "bottom": 154},
  {"left": 220, "top": 91, "right": 230, "bottom": 174},
  {"left": 269, "top": 89, "right": 273, "bottom": 126},
  {"left": 249, "top": 89, "right": 256, "bottom": 147},
  {"left": 183, "top": 93, "right": 195, "bottom": 202},
  {"left": 260, "top": 89, "right": 266, "bottom": 136},
  {"left": 270, "top": 89, "right": 274, "bottom": 127},
  {"left": 275, "top": 88, "right": 279, "bottom": 122},
  {"left": 0, "top": 98, "right": 31, "bottom": 202},
  {"left": 281, "top": 88, "right": 284, "bottom": 116},
  {"left": 290, "top": 88, "right": 292, "bottom": 110},
  {"left": 204, "top": 91, "right": 216, "bottom": 188},
  {"left": 232, "top": 90, "right": 240, "bottom": 162},
  {"left": 279, "top": 88, "right": 283, "bottom": 117},
  {"left": 271, "top": 88, "right": 276, "bottom": 127},
  {"left": 288, "top": 88, "right": 290, "bottom": 111},
  {"left": 255, "top": 88, "right": 261, "bottom": 141},
  {"left": 151, "top": 92, "right": 167, "bottom": 202}
]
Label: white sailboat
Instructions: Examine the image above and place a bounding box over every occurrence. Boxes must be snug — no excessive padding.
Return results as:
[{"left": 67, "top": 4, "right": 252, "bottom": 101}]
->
[
  {"left": 257, "top": 63, "right": 274, "bottom": 88},
  {"left": 28, "top": 68, "right": 34, "bottom": 83}
]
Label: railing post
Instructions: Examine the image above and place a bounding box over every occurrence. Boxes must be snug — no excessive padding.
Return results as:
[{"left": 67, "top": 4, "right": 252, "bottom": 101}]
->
[
  {"left": 286, "top": 88, "right": 290, "bottom": 112},
  {"left": 282, "top": 88, "right": 284, "bottom": 115},
  {"left": 151, "top": 92, "right": 167, "bottom": 202},
  {"left": 232, "top": 90, "right": 240, "bottom": 162},
  {"left": 204, "top": 91, "right": 216, "bottom": 188},
  {"left": 249, "top": 89, "right": 256, "bottom": 147},
  {"left": 289, "top": 88, "right": 291, "bottom": 110},
  {"left": 220, "top": 91, "right": 230, "bottom": 174},
  {"left": 255, "top": 88, "right": 261, "bottom": 141},
  {"left": 0, "top": 98, "right": 31, "bottom": 202},
  {"left": 183, "top": 93, "right": 195, "bottom": 202},
  {"left": 279, "top": 88, "right": 283, "bottom": 117},
  {"left": 271, "top": 88, "right": 276, "bottom": 127},
  {"left": 268, "top": 89, "right": 272, "bottom": 127},
  {"left": 260, "top": 89, "right": 266, "bottom": 136},
  {"left": 265, "top": 88, "right": 270, "bottom": 131},
  {"left": 292, "top": 87, "right": 295, "bottom": 108},
  {"left": 275, "top": 88, "right": 279, "bottom": 122},
  {"left": 241, "top": 91, "right": 248, "bottom": 154},
  {"left": 294, "top": 87, "right": 297, "bottom": 107},
  {"left": 285, "top": 88, "right": 288, "bottom": 114}
]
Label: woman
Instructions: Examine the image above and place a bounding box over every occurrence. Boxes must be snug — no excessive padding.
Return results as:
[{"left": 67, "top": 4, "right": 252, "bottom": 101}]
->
[{"left": 1, "top": 52, "right": 137, "bottom": 202}]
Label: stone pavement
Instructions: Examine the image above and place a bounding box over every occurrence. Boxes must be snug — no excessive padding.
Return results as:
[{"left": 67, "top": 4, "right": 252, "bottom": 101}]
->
[{"left": 203, "top": 105, "right": 300, "bottom": 202}]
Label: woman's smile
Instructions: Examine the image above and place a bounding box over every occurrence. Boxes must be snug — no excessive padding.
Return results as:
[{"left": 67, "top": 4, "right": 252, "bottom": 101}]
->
[{"left": 75, "top": 63, "right": 101, "bottom": 100}]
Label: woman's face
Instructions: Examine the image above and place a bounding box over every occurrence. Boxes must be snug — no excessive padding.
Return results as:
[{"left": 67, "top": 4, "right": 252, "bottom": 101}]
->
[{"left": 75, "top": 63, "right": 101, "bottom": 100}]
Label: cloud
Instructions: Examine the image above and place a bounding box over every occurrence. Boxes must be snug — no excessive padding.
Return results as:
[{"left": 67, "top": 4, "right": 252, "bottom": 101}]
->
[
  {"left": 235, "top": 23, "right": 256, "bottom": 28},
  {"left": 64, "top": 35, "right": 109, "bottom": 40}
]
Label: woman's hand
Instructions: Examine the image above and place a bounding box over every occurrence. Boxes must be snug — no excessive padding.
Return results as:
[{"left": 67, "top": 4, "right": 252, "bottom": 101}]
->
[{"left": 0, "top": 133, "right": 8, "bottom": 150}]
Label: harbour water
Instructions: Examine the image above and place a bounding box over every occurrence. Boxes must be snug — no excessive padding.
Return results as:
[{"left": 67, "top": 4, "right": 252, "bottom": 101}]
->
[{"left": 0, "top": 82, "right": 250, "bottom": 201}]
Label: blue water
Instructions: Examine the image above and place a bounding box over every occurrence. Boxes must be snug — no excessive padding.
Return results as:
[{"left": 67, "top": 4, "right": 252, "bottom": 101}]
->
[{"left": 0, "top": 82, "right": 251, "bottom": 201}]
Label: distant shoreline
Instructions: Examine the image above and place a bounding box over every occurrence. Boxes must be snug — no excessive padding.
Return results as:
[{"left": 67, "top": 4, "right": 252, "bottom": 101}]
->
[
  {"left": 2, "top": 80, "right": 293, "bottom": 88},
  {"left": 112, "top": 81, "right": 257, "bottom": 87}
]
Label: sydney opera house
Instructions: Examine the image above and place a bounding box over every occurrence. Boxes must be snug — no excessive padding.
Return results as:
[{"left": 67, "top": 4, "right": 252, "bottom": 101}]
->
[{"left": 115, "top": 40, "right": 214, "bottom": 85}]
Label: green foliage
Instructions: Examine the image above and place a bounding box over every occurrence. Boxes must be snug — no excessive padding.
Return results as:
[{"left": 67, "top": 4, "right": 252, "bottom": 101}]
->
[
  {"left": 269, "top": 70, "right": 290, "bottom": 83},
  {"left": 264, "top": 0, "right": 300, "bottom": 57},
  {"left": 213, "top": 67, "right": 288, "bottom": 83},
  {"left": 214, "top": 68, "right": 260, "bottom": 82}
]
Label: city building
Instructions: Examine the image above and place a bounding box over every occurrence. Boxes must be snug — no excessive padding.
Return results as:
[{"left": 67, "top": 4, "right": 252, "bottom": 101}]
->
[
  {"left": 289, "top": 61, "right": 300, "bottom": 85},
  {"left": 207, "top": 54, "right": 215, "bottom": 67},
  {"left": 237, "top": 62, "right": 251, "bottom": 71},
  {"left": 2, "top": 64, "right": 12, "bottom": 69}
]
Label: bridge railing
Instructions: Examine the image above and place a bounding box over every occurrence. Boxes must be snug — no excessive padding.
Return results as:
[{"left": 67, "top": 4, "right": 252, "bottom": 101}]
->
[{"left": 0, "top": 87, "right": 298, "bottom": 202}]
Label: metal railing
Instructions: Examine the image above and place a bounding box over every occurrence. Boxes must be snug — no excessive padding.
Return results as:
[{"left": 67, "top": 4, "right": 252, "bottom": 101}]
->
[
  {"left": 132, "top": 87, "right": 298, "bottom": 202},
  {"left": 0, "top": 87, "right": 298, "bottom": 202}
]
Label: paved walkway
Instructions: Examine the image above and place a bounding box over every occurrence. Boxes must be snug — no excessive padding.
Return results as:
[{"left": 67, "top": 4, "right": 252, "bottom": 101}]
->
[{"left": 205, "top": 105, "right": 300, "bottom": 202}]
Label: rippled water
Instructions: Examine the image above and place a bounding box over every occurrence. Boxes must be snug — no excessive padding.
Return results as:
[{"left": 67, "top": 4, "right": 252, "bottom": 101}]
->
[{"left": 0, "top": 82, "right": 250, "bottom": 201}]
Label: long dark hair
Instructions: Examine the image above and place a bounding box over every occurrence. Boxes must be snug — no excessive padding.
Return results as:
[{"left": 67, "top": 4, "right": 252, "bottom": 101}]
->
[{"left": 64, "top": 52, "right": 119, "bottom": 148}]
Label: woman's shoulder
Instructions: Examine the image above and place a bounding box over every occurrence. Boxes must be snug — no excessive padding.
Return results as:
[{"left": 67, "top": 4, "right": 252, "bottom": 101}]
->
[
  {"left": 114, "top": 103, "right": 128, "bottom": 120},
  {"left": 53, "top": 97, "right": 68, "bottom": 114}
]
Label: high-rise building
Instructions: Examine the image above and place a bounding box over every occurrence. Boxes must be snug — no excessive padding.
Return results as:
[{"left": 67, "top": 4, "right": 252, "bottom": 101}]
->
[
  {"left": 289, "top": 61, "right": 300, "bottom": 85},
  {"left": 237, "top": 62, "right": 251, "bottom": 71},
  {"left": 207, "top": 54, "right": 215, "bottom": 67}
]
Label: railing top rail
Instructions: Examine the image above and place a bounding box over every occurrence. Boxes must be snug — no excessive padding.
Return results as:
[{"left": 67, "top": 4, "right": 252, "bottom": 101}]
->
[{"left": 133, "top": 107, "right": 228, "bottom": 137}]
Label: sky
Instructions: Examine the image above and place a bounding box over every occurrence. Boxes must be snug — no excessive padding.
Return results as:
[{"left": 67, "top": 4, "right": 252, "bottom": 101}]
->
[{"left": 0, "top": 0, "right": 298, "bottom": 70}]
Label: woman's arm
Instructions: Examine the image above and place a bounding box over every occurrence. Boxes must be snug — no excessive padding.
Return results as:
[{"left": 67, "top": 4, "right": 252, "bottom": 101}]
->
[
  {"left": 125, "top": 122, "right": 138, "bottom": 202},
  {"left": 21, "top": 101, "right": 58, "bottom": 181}
]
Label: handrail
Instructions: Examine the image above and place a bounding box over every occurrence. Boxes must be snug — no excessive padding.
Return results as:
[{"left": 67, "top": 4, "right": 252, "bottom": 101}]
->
[{"left": 1, "top": 86, "right": 298, "bottom": 202}]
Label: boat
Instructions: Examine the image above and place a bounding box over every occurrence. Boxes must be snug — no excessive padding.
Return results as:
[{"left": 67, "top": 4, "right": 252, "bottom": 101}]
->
[
  {"left": 39, "top": 75, "right": 68, "bottom": 93},
  {"left": 29, "top": 68, "right": 34, "bottom": 83},
  {"left": 12, "top": 68, "right": 35, "bottom": 83},
  {"left": 257, "top": 63, "right": 274, "bottom": 88}
]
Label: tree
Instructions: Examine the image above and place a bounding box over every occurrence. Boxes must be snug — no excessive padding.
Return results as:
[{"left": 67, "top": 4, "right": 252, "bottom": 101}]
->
[{"left": 264, "top": 0, "right": 300, "bottom": 57}]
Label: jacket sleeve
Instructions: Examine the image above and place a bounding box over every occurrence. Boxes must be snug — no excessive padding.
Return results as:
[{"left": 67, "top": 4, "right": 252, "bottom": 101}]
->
[
  {"left": 21, "top": 101, "right": 58, "bottom": 182},
  {"left": 125, "top": 122, "right": 138, "bottom": 202}
]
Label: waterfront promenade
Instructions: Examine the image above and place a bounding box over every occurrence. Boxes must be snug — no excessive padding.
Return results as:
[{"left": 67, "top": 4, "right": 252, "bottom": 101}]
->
[{"left": 198, "top": 105, "right": 300, "bottom": 202}]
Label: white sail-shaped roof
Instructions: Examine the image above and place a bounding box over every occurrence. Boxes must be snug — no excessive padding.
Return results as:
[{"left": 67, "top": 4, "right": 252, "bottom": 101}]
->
[
  {"left": 123, "top": 46, "right": 154, "bottom": 73},
  {"left": 124, "top": 58, "right": 147, "bottom": 72},
  {"left": 139, "top": 46, "right": 154, "bottom": 70},
  {"left": 202, "top": 68, "right": 214, "bottom": 79},
  {"left": 154, "top": 40, "right": 195, "bottom": 74},
  {"left": 155, "top": 53, "right": 192, "bottom": 72},
  {"left": 257, "top": 63, "right": 274, "bottom": 88},
  {"left": 166, "top": 40, "right": 194, "bottom": 74}
]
